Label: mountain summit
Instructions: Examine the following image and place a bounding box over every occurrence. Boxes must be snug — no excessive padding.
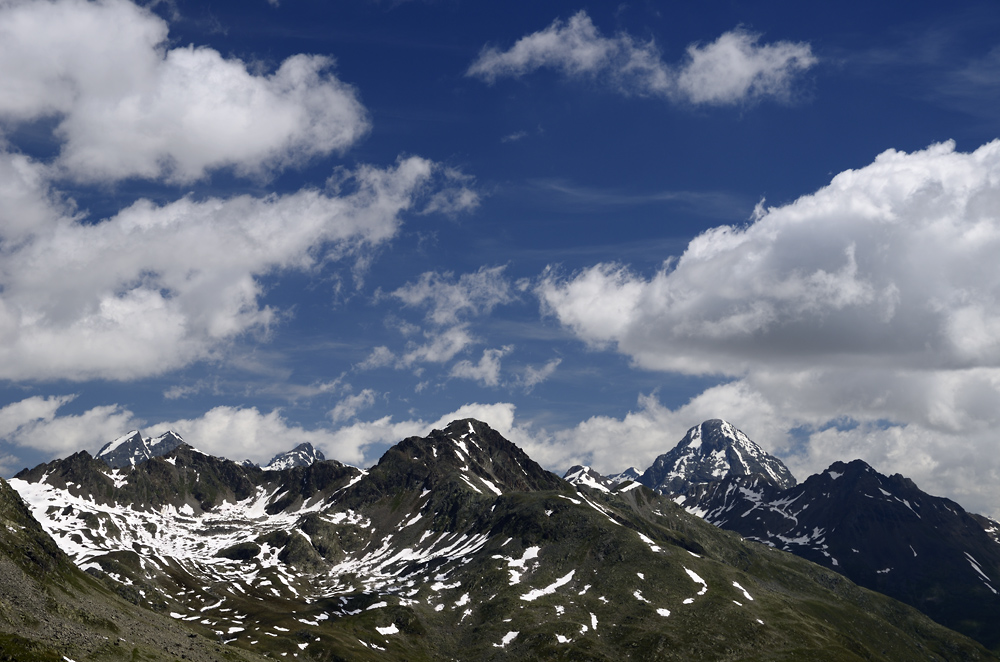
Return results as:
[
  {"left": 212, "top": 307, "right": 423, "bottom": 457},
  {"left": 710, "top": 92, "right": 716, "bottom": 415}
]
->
[
  {"left": 96, "top": 429, "right": 185, "bottom": 468},
  {"left": 640, "top": 419, "right": 796, "bottom": 494},
  {"left": 263, "top": 442, "right": 326, "bottom": 471}
]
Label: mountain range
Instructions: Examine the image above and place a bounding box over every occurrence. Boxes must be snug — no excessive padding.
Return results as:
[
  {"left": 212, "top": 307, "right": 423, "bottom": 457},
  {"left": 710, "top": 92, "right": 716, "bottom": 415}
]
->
[
  {"left": 566, "top": 419, "right": 1000, "bottom": 650},
  {"left": 0, "top": 418, "right": 997, "bottom": 659}
]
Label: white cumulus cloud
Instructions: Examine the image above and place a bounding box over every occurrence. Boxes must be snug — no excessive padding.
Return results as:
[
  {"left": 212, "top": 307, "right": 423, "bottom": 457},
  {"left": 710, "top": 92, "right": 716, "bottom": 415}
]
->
[
  {"left": 150, "top": 406, "right": 354, "bottom": 465},
  {"left": 539, "top": 140, "right": 1000, "bottom": 375},
  {"left": 467, "top": 11, "right": 815, "bottom": 106},
  {"left": 0, "top": 395, "right": 387, "bottom": 468},
  {"left": 0, "top": 0, "right": 480, "bottom": 382},
  {"left": 0, "top": 0, "right": 368, "bottom": 183},
  {"left": 0, "top": 395, "right": 138, "bottom": 458},
  {"left": 537, "top": 139, "right": 1000, "bottom": 516},
  {"left": 0, "top": 155, "right": 451, "bottom": 381}
]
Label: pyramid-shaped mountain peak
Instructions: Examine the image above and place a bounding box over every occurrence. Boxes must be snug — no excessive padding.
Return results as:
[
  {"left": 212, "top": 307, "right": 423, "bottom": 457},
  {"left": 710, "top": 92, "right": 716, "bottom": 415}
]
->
[
  {"left": 263, "top": 441, "right": 326, "bottom": 471},
  {"left": 640, "top": 419, "right": 796, "bottom": 495},
  {"left": 430, "top": 419, "right": 560, "bottom": 488},
  {"left": 358, "top": 418, "right": 564, "bottom": 500}
]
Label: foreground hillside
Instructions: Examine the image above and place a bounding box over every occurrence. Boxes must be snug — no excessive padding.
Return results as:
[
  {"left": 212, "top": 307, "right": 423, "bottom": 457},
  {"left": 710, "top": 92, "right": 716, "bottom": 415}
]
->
[
  {"left": 0, "top": 476, "right": 270, "bottom": 662},
  {"left": 8, "top": 419, "right": 997, "bottom": 660}
]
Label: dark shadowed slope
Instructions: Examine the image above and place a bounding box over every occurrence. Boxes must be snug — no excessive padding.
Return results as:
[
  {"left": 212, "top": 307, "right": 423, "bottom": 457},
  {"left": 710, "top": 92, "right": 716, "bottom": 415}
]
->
[{"left": 615, "top": 419, "right": 1000, "bottom": 652}]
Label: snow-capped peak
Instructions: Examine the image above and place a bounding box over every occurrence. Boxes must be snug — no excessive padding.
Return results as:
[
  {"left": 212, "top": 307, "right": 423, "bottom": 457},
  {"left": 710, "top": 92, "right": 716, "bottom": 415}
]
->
[
  {"left": 563, "top": 465, "right": 612, "bottom": 492},
  {"left": 98, "top": 430, "right": 143, "bottom": 458},
  {"left": 640, "top": 419, "right": 796, "bottom": 495},
  {"left": 96, "top": 429, "right": 186, "bottom": 469},
  {"left": 149, "top": 430, "right": 184, "bottom": 449},
  {"left": 606, "top": 467, "right": 642, "bottom": 485},
  {"left": 263, "top": 443, "right": 326, "bottom": 471}
]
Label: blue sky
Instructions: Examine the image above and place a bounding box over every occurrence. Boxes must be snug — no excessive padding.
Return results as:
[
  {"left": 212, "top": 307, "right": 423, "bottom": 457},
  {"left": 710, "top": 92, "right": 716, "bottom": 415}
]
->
[{"left": 3, "top": 0, "right": 1000, "bottom": 514}]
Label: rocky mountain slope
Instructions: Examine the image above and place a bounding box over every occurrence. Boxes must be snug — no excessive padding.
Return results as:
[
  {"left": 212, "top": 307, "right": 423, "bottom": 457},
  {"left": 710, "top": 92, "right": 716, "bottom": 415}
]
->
[
  {"left": 9, "top": 419, "right": 998, "bottom": 660},
  {"left": 573, "top": 419, "right": 1000, "bottom": 651},
  {"left": 562, "top": 465, "right": 614, "bottom": 491},
  {"left": 96, "top": 430, "right": 186, "bottom": 469},
  {"left": 686, "top": 458, "right": 1000, "bottom": 649},
  {"left": 0, "top": 474, "right": 271, "bottom": 662}
]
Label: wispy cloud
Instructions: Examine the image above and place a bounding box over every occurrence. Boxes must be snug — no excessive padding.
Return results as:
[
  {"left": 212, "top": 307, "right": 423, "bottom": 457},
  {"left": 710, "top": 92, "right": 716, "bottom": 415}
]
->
[
  {"left": 450, "top": 346, "right": 512, "bottom": 387},
  {"left": 391, "top": 265, "right": 514, "bottom": 326},
  {"left": 468, "top": 11, "right": 815, "bottom": 106},
  {"left": 501, "top": 130, "right": 529, "bottom": 143},
  {"left": 530, "top": 179, "right": 750, "bottom": 218},
  {"left": 836, "top": 11, "right": 1000, "bottom": 123},
  {"left": 519, "top": 358, "right": 562, "bottom": 392},
  {"left": 329, "top": 389, "right": 377, "bottom": 423},
  {"left": 359, "top": 267, "right": 520, "bottom": 387}
]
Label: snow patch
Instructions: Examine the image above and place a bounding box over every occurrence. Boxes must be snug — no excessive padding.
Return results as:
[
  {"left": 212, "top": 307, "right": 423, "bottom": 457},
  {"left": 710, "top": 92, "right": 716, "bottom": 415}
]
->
[
  {"left": 684, "top": 567, "right": 708, "bottom": 596},
  {"left": 732, "top": 581, "right": 754, "bottom": 601},
  {"left": 520, "top": 570, "right": 575, "bottom": 602},
  {"left": 494, "top": 631, "right": 519, "bottom": 648}
]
